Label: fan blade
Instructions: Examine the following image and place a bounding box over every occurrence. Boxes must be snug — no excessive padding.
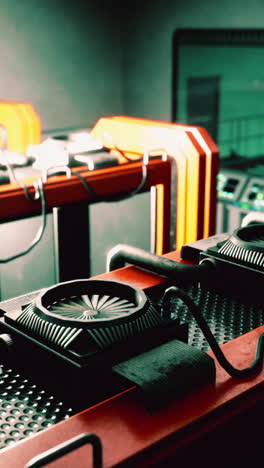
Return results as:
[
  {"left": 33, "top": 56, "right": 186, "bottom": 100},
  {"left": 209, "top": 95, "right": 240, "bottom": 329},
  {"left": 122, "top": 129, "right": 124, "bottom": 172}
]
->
[
  {"left": 49, "top": 308, "right": 85, "bottom": 319},
  {"left": 99, "top": 297, "right": 134, "bottom": 311},
  {"left": 80, "top": 294, "right": 94, "bottom": 309},
  {"left": 91, "top": 294, "right": 100, "bottom": 309},
  {"left": 102, "top": 303, "right": 135, "bottom": 312},
  {"left": 97, "top": 295, "right": 111, "bottom": 309},
  {"left": 94, "top": 311, "right": 125, "bottom": 319},
  {"left": 49, "top": 303, "right": 83, "bottom": 312},
  {"left": 98, "top": 296, "right": 125, "bottom": 310}
]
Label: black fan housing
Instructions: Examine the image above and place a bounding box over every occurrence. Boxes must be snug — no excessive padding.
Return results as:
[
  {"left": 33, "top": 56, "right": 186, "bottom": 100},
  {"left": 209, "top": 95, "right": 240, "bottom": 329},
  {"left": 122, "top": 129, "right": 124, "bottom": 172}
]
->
[
  {"left": 2, "top": 279, "right": 172, "bottom": 367},
  {"left": 200, "top": 223, "right": 264, "bottom": 296},
  {"left": 217, "top": 223, "right": 264, "bottom": 267}
]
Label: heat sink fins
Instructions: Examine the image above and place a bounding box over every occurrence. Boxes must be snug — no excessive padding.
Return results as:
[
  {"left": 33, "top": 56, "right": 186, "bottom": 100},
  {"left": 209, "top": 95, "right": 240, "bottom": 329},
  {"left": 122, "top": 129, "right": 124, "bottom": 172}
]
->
[
  {"left": 87, "top": 304, "right": 162, "bottom": 348},
  {"left": 17, "top": 304, "right": 81, "bottom": 349},
  {"left": 16, "top": 302, "right": 162, "bottom": 350},
  {"left": 219, "top": 240, "right": 264, "bottom": 267}
]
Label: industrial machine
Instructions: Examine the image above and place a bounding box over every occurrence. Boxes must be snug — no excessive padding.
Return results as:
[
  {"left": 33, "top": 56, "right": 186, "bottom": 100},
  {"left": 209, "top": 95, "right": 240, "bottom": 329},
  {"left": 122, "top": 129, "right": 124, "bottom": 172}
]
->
[
  {"left": 0, "top": 222, "right": 263, "bottom": 467},
  {"left": 91, "top": 115, "right": 219, "bottom": 248},
  {"left": 0, "top": 110, "right": 219, "bottom": 302},
  {"left": 2, "top": 104, "right": 262, "bottom": 466},
  {"left": 216, "top": 155, "right": 264, "bottom": 233}
]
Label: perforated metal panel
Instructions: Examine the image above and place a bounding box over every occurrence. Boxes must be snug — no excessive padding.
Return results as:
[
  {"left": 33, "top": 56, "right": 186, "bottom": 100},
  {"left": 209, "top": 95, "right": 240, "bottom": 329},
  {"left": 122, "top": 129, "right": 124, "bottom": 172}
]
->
[
  {"left": 0, "top": 366, "right": 73, "bottom": 449},
  {"left": 0, "top": 290, "right": 75, "bottom": 449},
  {"left": 150, "top": 284, "right": 264, "bottom": 351}
]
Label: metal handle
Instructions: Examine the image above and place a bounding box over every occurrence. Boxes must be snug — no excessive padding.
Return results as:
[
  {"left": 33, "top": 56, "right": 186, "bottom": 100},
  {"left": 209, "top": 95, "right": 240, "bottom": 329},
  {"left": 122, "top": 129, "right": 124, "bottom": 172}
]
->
[
  {"left": 42, "top": 165, "right": 71, "bottom": 183},
  {"left": 25, "top": 432, "right": 103, "bottom": 468},
  {"left": 241, "top": 211, "right": 264, "bottom": 227},
  {"left": 144, "top": 148, "right": 168, "bottom": 162}
]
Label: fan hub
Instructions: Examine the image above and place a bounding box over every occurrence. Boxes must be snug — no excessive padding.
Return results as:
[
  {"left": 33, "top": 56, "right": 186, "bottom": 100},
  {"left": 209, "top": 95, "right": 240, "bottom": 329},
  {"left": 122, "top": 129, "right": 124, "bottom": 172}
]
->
[{"left": 83, "top": 309, "right": 99, "bottom": 318}]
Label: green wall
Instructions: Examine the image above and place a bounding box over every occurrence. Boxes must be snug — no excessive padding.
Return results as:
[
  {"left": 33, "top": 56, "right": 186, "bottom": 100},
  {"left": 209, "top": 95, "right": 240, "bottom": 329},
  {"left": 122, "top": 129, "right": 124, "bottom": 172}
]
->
[
  {"left": 3, "top": 0, "right": 264, "bottom": 135},
  {"left": 0, "top": 2, "right": 151, "bottom": 299},
  {"left": 177, "top": 45, "right": 264, "bottom": 157},
  {"left": 0, "top": 0, "right": 123, "bottom": 131},
  {"left": 123, "top": 0, "right": 264, "bottom": 127}
]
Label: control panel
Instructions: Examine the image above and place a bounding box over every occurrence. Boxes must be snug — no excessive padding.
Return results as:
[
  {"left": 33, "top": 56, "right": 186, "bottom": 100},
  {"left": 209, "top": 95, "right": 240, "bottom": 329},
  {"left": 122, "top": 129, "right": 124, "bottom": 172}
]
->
[
  {"left": 216, "top": 171, "right": 248, "bottom": 202},
  {"left": 239, "top": 177, "right": 264, "bottom": 212}
]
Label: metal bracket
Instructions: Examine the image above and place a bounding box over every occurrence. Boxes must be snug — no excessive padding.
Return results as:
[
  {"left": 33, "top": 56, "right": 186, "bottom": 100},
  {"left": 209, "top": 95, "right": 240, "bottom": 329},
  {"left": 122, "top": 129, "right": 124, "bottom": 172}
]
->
[
  {"left": 24, "top": 432, "right": 103, "bottom": 468},
  {"left": 42, "top": 165, "right": 72, "bottom": 183}
]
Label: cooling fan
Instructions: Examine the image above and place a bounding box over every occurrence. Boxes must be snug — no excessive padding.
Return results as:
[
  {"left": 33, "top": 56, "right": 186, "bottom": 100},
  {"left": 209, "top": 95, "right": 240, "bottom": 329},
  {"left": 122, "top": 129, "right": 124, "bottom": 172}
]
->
[
  {"left": 0, "top": 279, "right": 186, "bottom": 370},
  {"left": 200, "top": 222, "right": 264, "bottom": 294},
  {"left": 0, "top": 278, "right": 187, "bottom": 408},
  {"left": 217, "top": 223, "right": 264, "bottom": 267}
]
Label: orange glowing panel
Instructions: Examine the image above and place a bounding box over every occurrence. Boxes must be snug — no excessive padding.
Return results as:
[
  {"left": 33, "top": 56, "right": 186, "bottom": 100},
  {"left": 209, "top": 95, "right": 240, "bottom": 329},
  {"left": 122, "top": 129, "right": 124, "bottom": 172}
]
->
[
  {"left": 91, "top": 116, "right": 209, "bottom": 249},
  {"left": 172, "top": 122, "right": 219, "bottom": 238},
  {"left": 0, "top": 101, "right": 25, "bottom": 152},
  {"left": 16, "top": 102, "right": 41, "bottom": 147},
  {"left": 155, "top": 184, "right": 164, "bottom": 255},
  {"left": 193, "top": 126, "right": 219, "bottom": 238},
  {"left": 111, "top": 116, "right": 219, "bottom": 239},
  {"left": 0, "top": 101, "right": 41, "bottom": 154},
  {"left": 91, "top": 117, "right": 190, "bottom": 249}
]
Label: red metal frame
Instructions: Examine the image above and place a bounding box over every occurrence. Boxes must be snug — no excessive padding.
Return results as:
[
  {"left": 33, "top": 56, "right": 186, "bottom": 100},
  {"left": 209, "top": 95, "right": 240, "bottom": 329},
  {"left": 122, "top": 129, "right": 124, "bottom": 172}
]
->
[{"left": 0, "top": 159, "right": 172, "bottom": 254}]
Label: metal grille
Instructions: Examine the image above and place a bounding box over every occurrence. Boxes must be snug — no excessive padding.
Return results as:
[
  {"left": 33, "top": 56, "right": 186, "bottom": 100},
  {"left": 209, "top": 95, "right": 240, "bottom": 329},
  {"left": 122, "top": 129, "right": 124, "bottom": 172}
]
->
[
  {"left": 0, "top": 366, "right": 73, "bottom": 450},
  {"left": 150, "top": 284, "right": 264, "bottom": 351},
  {"left": 219, "top": 239, "right": 264, "bottom": 266}
]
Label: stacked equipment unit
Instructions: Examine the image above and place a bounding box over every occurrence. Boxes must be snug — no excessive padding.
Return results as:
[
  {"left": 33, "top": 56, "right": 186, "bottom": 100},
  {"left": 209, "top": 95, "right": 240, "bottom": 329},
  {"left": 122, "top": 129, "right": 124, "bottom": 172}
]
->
[
  {"left": 216, "top": 158, "right": 264, "bottom": 233},
  {"left": 0, "top": 100, "right": 41, "bottom": 153},
  {"left": 91, "top": 116, "right": 219, "bottom": 251}
]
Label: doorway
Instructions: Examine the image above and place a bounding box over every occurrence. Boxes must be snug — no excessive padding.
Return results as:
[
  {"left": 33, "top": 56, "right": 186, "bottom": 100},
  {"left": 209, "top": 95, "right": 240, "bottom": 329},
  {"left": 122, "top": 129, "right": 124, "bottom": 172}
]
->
[{"left": 187, "top": 76, "right": 220, "bottom": 141}]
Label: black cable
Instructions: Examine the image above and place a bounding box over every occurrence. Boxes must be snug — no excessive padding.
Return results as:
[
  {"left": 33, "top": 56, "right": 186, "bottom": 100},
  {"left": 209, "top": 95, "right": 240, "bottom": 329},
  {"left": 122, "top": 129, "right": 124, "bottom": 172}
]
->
[
  {"left": 72, "top": 135, "right": 167, "bottom": 203},
  {"left": 0, "top": 177, "right": 47, "bottom": 263},
  {"left": 162, "top": 286, "right": 264, "bottom": 378},
  {"left": 71, "top": 133, "right": 169, "bottom": 203},
  {"left": 1, "top": 151, "right": 36, "bottom": 202},
  {"left": 71, "top": 160, "right": 148, "bottom": 203},
  {"left": 13, "top": 178, "right": 36, "bottom": 202},
  {"left": 112, "top": 143, "right": 140, "bottom": 162},
  {"left": 106, "top": 243, "right": 214, "bottom": 283},
  {"left": 0, "top": 149, "right": 48, "bottom": 263},
  {"left": 103, "top": 161, "right": 147, "bottom": 202},
  {"left": 71, "top": 170, "right": 98, "bottom": 198},
  {"left": 102, "top": 131, "right": 142, "bottom": 163}
]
